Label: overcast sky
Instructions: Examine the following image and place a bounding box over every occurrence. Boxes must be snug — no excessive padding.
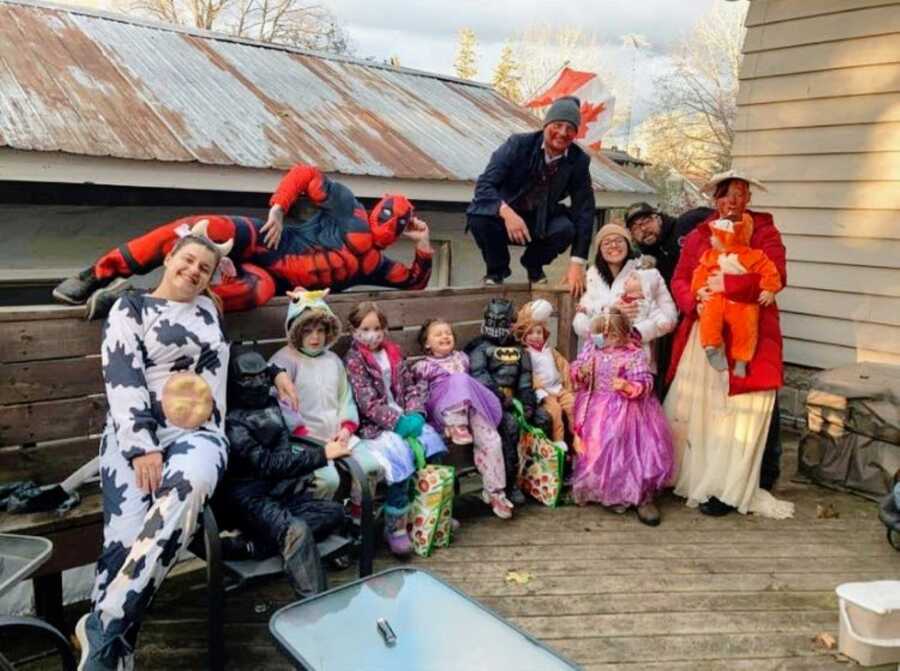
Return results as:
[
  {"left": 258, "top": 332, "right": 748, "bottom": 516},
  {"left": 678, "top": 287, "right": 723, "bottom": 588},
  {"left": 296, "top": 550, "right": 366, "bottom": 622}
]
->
[
  {"left": 329, "top": 0, "right": 744, "bottom": 145},
  {"left": 330, "top": 0, "right": 722, "bottom": 77}
]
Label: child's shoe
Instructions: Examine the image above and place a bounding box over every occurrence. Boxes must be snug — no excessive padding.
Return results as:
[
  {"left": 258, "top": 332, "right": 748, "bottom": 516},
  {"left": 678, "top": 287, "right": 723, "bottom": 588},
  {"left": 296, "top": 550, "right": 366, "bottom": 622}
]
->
[
  {"left": 384, "top": 511, "right": 413, "bottom": 558},
  {"left": 482, "top": 490, "right": 513, "bottom": 519},
  {"left": 704, "top": 346, "right": 728, "bottom": 371},
  {"left": 507, "top": 484, "right": 526, "bottom": 506},
  {"left": 446, "top": 424, "right": 474, "bottom": 445}
]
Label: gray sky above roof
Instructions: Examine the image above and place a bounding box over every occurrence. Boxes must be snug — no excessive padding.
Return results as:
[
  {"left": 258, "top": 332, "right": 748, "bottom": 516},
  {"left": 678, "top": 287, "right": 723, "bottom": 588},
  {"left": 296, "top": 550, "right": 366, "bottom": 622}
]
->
[{"left": 330, "top": 0, "right": 720, "bottom": 77}]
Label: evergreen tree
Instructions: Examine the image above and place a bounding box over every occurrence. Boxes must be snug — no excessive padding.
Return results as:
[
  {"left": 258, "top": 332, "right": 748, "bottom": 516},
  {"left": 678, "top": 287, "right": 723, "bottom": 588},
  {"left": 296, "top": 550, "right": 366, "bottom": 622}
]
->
[
  {"left": 453, "top": 28, "right": 478, "bottom": 80},
  {"left": 492, "top": 43, "right": 522, "bottom": 102}
]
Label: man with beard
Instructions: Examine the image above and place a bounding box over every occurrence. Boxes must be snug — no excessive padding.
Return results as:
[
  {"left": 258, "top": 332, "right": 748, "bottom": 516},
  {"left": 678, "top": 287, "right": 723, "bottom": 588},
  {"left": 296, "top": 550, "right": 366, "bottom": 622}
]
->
[
  {"left": 623, "top": 202, "right": 713, "bottom": 400},
  {"left": 624, "top": 202, "right": 714, "bottom": 286}
]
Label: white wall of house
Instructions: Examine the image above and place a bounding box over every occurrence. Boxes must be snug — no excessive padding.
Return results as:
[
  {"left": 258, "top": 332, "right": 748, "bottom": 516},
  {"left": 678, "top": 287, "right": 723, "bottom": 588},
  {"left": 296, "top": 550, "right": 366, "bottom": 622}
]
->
[{"left": 732, "top": 0, "right": 900, "bottom": 368}]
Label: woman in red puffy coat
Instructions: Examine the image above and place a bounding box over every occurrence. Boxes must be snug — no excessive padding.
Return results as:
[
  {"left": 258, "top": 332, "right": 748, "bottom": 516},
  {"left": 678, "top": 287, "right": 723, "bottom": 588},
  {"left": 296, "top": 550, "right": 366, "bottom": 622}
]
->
[{"left": 663, "top": 173, "right": 794, "bottom": 519}]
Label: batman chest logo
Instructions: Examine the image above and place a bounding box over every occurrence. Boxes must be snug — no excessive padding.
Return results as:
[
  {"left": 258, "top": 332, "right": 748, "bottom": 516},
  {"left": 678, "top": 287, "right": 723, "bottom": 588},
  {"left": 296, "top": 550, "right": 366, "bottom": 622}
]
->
[{"left": 493, "top": 347, "right": 521, "bottom": 364}]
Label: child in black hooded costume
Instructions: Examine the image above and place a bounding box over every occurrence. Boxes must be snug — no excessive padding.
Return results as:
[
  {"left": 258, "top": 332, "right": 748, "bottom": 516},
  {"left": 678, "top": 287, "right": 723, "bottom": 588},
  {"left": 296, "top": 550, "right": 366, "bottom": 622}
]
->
[{"left": 218, "top": 347, "right": 349, "bottom": 596}]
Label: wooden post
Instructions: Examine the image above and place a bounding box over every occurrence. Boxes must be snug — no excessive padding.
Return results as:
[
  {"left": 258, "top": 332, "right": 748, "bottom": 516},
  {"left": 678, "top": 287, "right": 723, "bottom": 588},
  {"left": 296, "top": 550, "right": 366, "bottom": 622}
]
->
[{"left": 555, "top": 290, "right": 578, "bottom": 361}]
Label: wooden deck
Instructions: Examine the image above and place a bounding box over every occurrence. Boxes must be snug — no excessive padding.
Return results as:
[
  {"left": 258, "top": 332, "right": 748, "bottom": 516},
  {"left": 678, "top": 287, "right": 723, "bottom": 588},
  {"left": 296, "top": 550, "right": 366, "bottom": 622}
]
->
[{"left": 21, "top": 435, "right": 900, "bottom": 670}]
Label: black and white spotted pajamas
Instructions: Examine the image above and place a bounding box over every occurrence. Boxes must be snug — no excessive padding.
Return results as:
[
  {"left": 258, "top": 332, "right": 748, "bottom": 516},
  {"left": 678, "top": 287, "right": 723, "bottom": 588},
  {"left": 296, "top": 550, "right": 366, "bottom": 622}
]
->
[{"left": 91, "top": 293, "right": 229, "bottom": 642}]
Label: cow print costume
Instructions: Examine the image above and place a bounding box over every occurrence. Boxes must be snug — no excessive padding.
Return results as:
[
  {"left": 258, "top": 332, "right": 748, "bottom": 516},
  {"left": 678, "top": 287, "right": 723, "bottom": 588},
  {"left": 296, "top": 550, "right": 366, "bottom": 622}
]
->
[{"left": 89, "top": 291, "right": 229, "bottom": 662}]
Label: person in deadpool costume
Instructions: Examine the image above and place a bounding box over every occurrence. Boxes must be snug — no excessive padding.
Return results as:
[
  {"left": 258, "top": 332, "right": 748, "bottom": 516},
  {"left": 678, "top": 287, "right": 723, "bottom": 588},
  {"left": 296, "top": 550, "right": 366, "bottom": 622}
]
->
[{"left": 53, "top": 165, "right": 433, "bottom": 317}]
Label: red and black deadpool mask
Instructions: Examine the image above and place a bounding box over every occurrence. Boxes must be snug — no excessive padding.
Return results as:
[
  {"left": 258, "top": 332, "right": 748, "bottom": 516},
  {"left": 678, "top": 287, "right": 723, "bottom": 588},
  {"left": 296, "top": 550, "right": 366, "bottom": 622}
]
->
[{"left": 368, "top": 194, "right": 413, "bottom": 249}]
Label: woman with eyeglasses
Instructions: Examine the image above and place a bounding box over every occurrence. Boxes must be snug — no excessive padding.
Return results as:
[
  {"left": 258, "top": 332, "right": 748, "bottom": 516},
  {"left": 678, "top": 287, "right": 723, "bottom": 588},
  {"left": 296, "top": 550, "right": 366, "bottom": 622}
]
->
[{"left": 572, "top": 223, "right": 677, "bottom": 378}]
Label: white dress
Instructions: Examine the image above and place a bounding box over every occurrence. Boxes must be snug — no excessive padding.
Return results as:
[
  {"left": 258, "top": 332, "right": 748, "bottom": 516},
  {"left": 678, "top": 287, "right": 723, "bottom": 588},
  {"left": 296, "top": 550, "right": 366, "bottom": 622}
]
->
[{"left": 664, "top": 325, "right": 794, "bottom": 519}]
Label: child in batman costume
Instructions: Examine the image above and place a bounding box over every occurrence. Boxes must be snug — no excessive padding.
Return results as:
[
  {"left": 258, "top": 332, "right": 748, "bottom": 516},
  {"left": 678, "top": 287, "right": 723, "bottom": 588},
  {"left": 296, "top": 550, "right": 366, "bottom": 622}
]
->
[{"left": 465, "top": 298, "right": 551, "bottom": 505}]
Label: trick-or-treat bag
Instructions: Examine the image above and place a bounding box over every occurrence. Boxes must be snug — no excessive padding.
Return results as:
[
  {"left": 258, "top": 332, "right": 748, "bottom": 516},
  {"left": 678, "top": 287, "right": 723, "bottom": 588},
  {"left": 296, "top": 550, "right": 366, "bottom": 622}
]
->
[
  {"left": 407, "top": 437, "right": 456, "bottom": 557},
  {"left": 512, "top": 399, "right": 568, "bottom": 507}
]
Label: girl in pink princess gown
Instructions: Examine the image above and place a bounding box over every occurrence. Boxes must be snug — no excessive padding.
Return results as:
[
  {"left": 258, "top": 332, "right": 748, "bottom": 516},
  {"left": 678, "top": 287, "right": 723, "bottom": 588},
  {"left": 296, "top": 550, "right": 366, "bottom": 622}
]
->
[{"left": 571, "top": 307, "right": 673, "bottom": 526}]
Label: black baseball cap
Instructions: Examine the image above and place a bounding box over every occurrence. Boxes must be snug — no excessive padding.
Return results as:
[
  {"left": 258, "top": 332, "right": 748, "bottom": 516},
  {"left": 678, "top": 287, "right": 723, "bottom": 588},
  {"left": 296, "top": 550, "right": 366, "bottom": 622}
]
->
[{"left": 624, "top": 202, "right": 659, "bottom": 227}]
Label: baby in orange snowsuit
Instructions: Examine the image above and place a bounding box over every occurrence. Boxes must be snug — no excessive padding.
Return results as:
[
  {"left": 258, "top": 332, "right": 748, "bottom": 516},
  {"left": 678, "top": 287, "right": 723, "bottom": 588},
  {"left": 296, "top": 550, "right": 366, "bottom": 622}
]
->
[{"left": 691, "top": 215, "right": 782, "bottom": 378}]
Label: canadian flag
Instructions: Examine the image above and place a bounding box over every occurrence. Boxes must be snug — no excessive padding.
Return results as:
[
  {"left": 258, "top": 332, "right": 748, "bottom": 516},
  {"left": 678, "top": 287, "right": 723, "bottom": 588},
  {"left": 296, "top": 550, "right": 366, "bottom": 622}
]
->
[{"left": 524, "top": 67, "right": 616, "bottom": 149}]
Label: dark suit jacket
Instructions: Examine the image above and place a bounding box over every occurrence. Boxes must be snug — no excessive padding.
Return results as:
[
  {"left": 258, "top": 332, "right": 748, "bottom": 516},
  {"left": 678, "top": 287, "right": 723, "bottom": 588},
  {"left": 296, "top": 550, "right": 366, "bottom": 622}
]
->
[{"left": 467, "top": 131, "right": 596, "bottom": 259}]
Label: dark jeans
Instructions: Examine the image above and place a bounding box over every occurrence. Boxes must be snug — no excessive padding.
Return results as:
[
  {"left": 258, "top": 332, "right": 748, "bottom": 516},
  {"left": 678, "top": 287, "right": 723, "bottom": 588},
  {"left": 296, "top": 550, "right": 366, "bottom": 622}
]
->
[
  {"left": 468, "top": 212, "right": 575, "bottom": 279},
  {"left": 217, "top": 479, "right": 345, "bottom": 555},
  {"left": 759, "top": 402, "right": 782, "bottom": 490}
]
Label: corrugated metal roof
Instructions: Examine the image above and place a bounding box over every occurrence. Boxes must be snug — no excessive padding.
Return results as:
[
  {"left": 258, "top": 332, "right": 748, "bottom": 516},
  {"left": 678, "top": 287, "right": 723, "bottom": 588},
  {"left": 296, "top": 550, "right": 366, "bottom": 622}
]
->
[{"left": 0, "top": 0, "right": 654, "bottom": 194}]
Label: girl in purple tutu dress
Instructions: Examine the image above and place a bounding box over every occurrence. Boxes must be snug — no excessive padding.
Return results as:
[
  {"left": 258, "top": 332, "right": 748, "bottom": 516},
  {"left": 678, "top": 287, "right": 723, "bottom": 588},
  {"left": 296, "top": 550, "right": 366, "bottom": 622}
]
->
[
  {"left": 414, "top": 318, "right": 513, "bottom": 519},
  {"left": 571, "top": 307, "right": 673, "bottom": 526}
]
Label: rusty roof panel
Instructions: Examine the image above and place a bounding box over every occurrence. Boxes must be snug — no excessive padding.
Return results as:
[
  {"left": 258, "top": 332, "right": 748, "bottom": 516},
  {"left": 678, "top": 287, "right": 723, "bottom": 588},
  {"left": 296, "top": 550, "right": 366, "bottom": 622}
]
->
[{"left": 0, "top": 0, "right": 654, "bottom": 194}]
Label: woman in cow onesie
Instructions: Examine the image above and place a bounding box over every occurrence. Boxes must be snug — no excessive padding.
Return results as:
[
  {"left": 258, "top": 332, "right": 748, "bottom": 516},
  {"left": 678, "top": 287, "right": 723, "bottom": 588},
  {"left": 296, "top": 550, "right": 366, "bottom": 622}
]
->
[{"left": 75, "top": 226, "right": 297, "bottom": 670}]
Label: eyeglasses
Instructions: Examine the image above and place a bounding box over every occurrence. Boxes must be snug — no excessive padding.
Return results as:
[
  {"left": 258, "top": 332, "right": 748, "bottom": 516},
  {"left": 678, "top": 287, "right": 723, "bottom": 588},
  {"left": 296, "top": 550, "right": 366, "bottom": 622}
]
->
[
  {"left": 630, "top": 217, "right": 656, "bottom": 230},
  {"left": 600, "top": 237, "right": 627, "bottom": 249}
]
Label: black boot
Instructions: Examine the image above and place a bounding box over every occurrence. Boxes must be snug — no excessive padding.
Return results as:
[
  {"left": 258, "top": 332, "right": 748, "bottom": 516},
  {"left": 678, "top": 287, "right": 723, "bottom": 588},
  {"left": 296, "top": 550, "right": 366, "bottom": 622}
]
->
[
  {"left": 281, "top": 520, "right": 326, "bottom": 598},
  {"left": 53, "top": 266, "right": 113, "bottom": 305},
  {"left": 699, "top": 497, "right": 735, "bottom": 517},
  {"left": 85, "top": 281, "right": 133, "bottom": 321}
]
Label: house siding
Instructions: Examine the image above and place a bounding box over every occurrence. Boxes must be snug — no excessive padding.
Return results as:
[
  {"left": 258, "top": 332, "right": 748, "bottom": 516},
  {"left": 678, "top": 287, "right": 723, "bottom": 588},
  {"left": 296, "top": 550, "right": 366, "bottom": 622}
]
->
[{"left": 733, "top": 0, "right": 900, "bottom": 368}]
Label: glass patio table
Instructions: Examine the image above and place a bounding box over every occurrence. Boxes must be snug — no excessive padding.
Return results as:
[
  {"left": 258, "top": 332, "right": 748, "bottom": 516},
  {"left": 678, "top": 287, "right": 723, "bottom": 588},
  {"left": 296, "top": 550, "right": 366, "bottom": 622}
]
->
[{"left": 269, "top": 567, "right": 582, "bottom": 671}]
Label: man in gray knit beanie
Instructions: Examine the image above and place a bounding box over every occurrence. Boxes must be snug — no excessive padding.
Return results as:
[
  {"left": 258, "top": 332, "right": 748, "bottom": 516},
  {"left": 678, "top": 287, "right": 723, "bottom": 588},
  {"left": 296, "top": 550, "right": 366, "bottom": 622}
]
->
[{"left": 466, "top": 95, "right": 595, "bottom": 297}]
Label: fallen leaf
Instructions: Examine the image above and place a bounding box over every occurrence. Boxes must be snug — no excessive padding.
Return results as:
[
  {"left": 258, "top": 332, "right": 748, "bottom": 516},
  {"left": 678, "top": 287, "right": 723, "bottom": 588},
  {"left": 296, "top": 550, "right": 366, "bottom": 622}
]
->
[
  {"left": 504, "top": 570, "right": 534, "bottom": 585},
  {"left": 817, "top": 504, "right": 840, "bottom": 519},
  {"left": 813, "top": 632, "right": 837, "bottom": 649}
]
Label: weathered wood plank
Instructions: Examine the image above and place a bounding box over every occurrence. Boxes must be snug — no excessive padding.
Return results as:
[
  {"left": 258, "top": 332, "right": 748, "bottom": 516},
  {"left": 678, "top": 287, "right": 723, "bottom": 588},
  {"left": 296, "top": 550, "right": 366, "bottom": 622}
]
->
[
  {"left": 507, "top": 610, "right": 836, "bottom": 640},
  {"left": 0, "top": 394, "right": 107, "bottom": 446},
  {"left": 738, "top": 63, "right": 900, "bottom": 105},
  {"left": 760, "top": 207, "right": 900, "bottom": 240},
  {"left": 0, "top": 285, "right": 527, "bottom": 362},
  {"left": 0, "top": 492, "right": 101, "bottom": 538},
  {"left": 742, "top": 5, "right": 900, "bottom": 53},
  {"left": 746, "top": 0, "right": 900, "bottom": 27},
  {"left": 0, "top": 323, "right": 483, "bottom": 405},
  {"left": 781, "top": 312, "right": 900, "bottom": 353},
  {"left": 0, "top": 356, "right": 103, "bottom": 404},
  {"left": 733, "top": 123, "right": 900, "bottom": 158},
  {"left": 787, "top": 260, "right": 900, "bottom": 296},
  {"left": 0, "top": 436, "right": 99, "bottom": 484},
  {"left": 0, "top": 318, "right": 103, "bottom": 363},
  {"left": 416, "top": 555, "right": 890, "bottom": 578},
  {"left": 736, "top": 94, "right": 900, "bottom": 132},
  {"left": 779, "top": 287, "right": 900, "bottom": 327},
  {"left": 782, "top": 233, "right": 900, "bottom": 268},
  {"left": 583, "top": 657, "right": 857, "bottom": 671},
  {"left": 737, "top": 153, "right": 900, "bottom": 184},
  {"left": 741, "top": 33, "right": 900, "bottom": 78},
  {"left": 476, "top": 591, "right": 838, "bottom": 619}
]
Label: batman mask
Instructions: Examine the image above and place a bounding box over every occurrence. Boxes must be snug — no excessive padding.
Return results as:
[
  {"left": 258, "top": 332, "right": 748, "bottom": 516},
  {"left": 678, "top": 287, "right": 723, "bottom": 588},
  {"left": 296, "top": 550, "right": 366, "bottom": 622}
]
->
[{"left": 481, "top": 298, "right": 515, "bottom": 344}]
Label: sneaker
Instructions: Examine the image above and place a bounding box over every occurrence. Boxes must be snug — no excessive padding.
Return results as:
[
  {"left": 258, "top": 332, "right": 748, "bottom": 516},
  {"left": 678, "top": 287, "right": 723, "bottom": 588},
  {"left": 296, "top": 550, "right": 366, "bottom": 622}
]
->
[
  {"left": 53, "top": 267, "right": 108, "bottom": 305},
  {"left": 482, "top": 274, "right": 505, "bottom": 286},
  {"left": 384, "top": 529, "right": 413, "bottom": 558},
  {"left": 482, "top": 490, "right": 513, "bottom": 519},
  {"left": 610, "top": 504, "right": 628, "bottom": 515},
  {"left": 636, "top": 502, "right": 661, "bottom": 526},
  {"left": 450, "top": 518, "right": 461, "bottom": 532},
  {"left": 76, "top": 613, "right": 127, "bottom": 671},
  {"left": 446, "top": 424, "right": 473, "bottom": 446},
  {"left": 507, "top": 485, "right": 526, "bottom": 506},
  {"left": 85, "top": 280, "right": 130, "bottom": 321}
]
